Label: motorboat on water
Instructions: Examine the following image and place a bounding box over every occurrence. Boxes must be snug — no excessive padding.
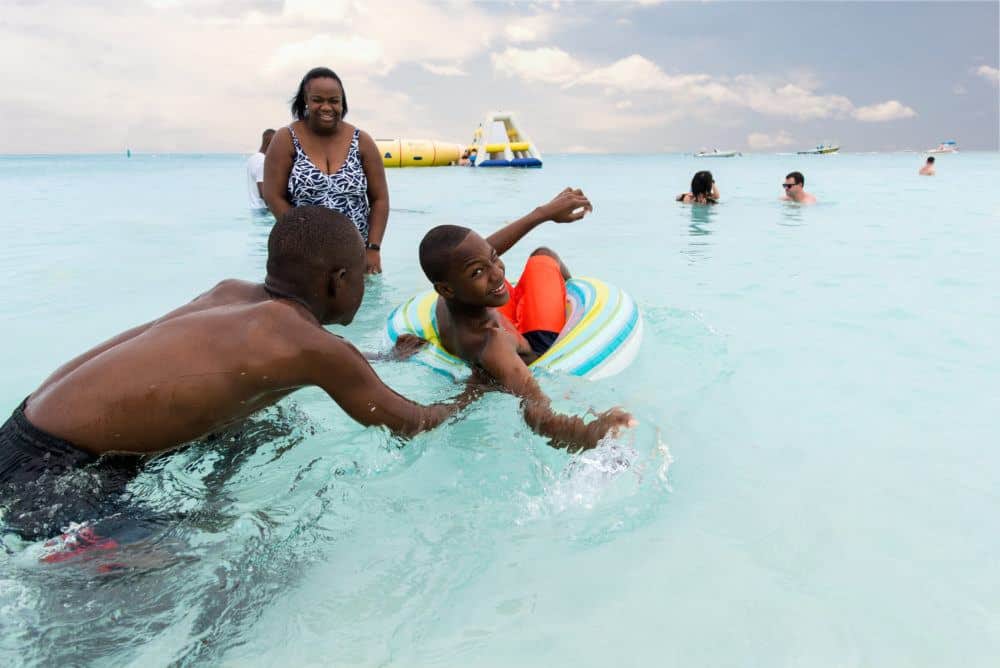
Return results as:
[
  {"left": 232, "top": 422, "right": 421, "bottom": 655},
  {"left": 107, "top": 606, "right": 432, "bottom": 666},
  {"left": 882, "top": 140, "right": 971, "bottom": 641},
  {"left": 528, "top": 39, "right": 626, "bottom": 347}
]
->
[
  {"left": 926, "top": 140, "right": 958, "bottom": 154},
  {"left": 797, "top": 144, "right": 840, "bottom": 155},
  {"left": 694, "top": 149, "right": 741, "bottom": 158}
]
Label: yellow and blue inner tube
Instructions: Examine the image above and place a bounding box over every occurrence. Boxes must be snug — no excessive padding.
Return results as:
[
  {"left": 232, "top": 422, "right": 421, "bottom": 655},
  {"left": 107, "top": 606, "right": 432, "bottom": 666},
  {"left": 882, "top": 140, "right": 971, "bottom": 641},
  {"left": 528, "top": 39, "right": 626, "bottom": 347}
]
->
[{"left": 384, "top": 277, "right": 643, "bottom": 380}]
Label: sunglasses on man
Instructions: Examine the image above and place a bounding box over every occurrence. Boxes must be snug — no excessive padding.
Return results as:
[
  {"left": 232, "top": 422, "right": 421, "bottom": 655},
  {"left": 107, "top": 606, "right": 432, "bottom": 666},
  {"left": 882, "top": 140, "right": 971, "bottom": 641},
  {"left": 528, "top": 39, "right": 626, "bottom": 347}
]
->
[{"left": 782, "top": 183, "right": 797, "bottom": 189}]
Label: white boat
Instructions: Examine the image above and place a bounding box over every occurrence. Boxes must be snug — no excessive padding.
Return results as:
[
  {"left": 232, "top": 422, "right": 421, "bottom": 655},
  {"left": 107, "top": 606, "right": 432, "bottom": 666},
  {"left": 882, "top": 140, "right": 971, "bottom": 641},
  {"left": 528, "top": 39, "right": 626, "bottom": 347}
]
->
[
  {"left": 797, "top": 144, "right": 840, "bottom": 155},
  {"left": 926, "top": 140, "right": 958, "bottom": 154},
  {"left": 694, "top": 149, "right": 741, "bottom": 158}
]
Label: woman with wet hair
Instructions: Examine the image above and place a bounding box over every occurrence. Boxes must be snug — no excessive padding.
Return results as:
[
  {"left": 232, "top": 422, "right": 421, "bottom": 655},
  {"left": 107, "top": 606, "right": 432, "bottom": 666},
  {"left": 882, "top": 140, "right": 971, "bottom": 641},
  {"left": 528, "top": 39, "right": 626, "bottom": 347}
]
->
[
  {"left": 264, "top": 67, "right": 389, "bottom": 274},
  {"left": 676, "top": 170, "right": 720, "bottom": 204}
]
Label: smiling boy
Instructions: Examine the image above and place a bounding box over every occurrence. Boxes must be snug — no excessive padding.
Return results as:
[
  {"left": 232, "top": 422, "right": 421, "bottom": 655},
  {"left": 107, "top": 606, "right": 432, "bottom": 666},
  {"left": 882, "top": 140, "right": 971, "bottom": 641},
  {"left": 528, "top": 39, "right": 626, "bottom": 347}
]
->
[{"left": 414, "top": 188, "right": 635, "bottom": 452}]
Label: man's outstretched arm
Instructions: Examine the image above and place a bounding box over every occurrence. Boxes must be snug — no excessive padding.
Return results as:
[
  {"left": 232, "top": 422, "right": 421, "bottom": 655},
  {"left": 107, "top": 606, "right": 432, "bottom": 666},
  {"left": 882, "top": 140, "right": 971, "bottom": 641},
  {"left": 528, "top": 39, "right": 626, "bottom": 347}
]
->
[
  {"left": 486, "top": 188, "right": 592, "bottom": 257},
  {"left": 309, "top": 335, "right": 479, "bottom": 436}
]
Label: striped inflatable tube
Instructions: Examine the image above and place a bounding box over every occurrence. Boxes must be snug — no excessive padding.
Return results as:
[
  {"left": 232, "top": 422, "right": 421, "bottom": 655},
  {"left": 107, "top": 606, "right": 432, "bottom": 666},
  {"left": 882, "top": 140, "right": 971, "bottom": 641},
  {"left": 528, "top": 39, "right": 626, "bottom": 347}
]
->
[{"left": 384, "top": 277, "right": 643, "bottom": 380}]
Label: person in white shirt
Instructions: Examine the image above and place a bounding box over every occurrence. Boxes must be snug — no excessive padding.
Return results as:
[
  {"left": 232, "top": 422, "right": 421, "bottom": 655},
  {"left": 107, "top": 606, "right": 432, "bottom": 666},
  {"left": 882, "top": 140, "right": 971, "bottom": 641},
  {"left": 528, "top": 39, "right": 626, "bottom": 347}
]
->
[{"left": 247, "top": 129, "right": 276, "bottom": 211}]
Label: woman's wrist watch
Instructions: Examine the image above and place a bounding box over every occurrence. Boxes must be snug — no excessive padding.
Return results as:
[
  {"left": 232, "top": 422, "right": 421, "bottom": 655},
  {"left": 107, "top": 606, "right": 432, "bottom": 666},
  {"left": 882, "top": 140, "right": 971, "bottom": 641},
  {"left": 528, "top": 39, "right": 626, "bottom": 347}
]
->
[{"left": 366, "top": 242, "right": 381, "bottom": 251}]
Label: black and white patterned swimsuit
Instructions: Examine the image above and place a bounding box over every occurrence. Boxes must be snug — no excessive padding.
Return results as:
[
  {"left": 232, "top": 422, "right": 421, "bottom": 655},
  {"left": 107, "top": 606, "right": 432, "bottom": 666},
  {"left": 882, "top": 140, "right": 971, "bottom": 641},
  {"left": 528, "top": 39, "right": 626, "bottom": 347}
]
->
[{"left": 287, "top": 125, "right": 371, "bottom": 240}]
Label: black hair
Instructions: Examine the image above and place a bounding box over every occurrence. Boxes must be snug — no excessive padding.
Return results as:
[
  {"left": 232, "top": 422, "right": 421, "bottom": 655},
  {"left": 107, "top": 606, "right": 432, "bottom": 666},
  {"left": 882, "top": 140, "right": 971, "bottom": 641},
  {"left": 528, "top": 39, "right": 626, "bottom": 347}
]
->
[
  {"left": 266, "top": 206, "right": 363, "bottom": 292},
  {"left": 691, "top": 171, "right": 714, "bottom": 198},
  {"left": 927, "top": 156, "right": 935, "bottom": 164},
  {"left": 290, "top": 67, "right": 348, "bottom": 121},
  {"left": 419, "top": 225, "right": 472, "bottom": 283},
  {"left": 786, "top": 171, "right": 805, "bottom": 186}
]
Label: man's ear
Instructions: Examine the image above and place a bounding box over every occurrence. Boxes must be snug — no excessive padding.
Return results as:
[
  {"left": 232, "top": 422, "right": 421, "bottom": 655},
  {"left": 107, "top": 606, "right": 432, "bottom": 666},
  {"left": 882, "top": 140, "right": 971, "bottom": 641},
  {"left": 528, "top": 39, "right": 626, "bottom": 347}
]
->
[
  {"left": 432, "top": 281, "right": 454, "bottom": 299},
  {"left": 328, "top": 267, "right": 348, "bottom": 296}
]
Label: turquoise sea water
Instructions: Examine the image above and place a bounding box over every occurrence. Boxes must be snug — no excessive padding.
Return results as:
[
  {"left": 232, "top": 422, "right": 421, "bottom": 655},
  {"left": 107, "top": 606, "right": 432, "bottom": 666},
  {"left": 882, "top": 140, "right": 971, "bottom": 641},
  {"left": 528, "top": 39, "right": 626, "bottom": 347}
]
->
[{"left": 1, "top": 152, "right": 998, "bottom": 666}]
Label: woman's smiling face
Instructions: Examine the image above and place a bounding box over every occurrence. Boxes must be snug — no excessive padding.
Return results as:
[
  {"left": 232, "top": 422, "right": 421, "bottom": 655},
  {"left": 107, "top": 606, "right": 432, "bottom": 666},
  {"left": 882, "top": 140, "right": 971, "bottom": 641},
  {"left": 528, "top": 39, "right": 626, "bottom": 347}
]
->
[{"left": 305, "top": 77, "right": 343, "bottom": 134}]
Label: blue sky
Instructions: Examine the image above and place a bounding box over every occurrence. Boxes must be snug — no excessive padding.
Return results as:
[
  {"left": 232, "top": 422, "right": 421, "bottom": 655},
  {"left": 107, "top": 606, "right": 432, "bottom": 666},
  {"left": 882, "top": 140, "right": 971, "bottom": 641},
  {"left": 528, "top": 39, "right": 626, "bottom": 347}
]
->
[{"left": 1, "top": 1, "right": 996, "bottom": 153}]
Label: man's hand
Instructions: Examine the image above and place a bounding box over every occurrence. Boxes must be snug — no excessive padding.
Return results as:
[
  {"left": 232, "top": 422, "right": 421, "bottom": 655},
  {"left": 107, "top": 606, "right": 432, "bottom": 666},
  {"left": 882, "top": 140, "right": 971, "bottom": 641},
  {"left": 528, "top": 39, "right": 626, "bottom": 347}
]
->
[
  {"left": 392, "top": 334, "right": 428, "bottom": 360},
  {"left": 537, "top": 187, "right": 593, "bottom": 224}
]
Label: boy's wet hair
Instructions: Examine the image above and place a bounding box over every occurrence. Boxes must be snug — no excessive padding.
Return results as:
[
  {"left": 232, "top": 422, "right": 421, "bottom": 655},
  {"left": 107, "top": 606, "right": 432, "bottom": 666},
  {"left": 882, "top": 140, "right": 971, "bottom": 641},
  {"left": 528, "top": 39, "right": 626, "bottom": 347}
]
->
[
  {"left": 267, "top": 206, "right": 362, "bottom": 290},
  {"left": 291, "top": 67, "right": 348, "bottom": 121},
  {"left": 420, "top": 225, "right": 472, "bottom": 283},
  {"left": 926, "top": 156, "right": 935, "bottom": 164},
  {"left": 786, "top": 171, "right": 805, "bottom": 186}
]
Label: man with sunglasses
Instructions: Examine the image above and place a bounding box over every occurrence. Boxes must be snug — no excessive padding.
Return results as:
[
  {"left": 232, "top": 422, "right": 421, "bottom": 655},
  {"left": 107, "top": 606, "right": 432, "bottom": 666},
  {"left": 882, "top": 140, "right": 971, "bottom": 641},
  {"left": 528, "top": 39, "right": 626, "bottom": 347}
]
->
[{"left": 780, "top": 171, "right": 817, "bottom": 204}]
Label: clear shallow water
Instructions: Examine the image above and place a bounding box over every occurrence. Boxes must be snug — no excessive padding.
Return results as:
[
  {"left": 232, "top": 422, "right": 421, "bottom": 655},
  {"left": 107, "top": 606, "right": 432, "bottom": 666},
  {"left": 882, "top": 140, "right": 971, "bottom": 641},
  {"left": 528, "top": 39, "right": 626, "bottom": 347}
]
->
[{"left": 1, "top": 152, "right": 998, "bottom": 666}]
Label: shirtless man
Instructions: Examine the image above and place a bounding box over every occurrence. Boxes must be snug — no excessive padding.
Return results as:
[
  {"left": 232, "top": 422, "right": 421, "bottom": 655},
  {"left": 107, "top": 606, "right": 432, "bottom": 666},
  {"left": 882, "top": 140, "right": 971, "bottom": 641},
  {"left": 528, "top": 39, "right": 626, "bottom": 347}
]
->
[
  {"left": 1, "top": 206, "right": 468, "bottom": 539},
  {"left": 413, "top": 189, "right": 635, "bottom": 452},
  {"left": 780, "top": 171, "right": 817, "bottom": 204},
  {"left": 919, "top": 156, "right": 936, "bottom": 176}
]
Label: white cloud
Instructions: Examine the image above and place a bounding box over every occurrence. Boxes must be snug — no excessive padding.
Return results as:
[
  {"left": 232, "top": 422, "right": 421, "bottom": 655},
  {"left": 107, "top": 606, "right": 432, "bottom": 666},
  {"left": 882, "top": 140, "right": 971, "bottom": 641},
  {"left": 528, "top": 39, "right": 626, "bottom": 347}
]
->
[
  {"left": 851, "top": 100, "right": 917, "bottom": 122},
  {"left": 976, "top": 65, "right": 1000, "bottom": 83},
  {"left": 492, "top": 47, "right": 583, "bottom": 84},
  {"left": 493, "top": 49, "right": 917, "bottom": 123},
  {"left": 563, "top": 144, "right": 605, "bottom": 153},
  {"left": 266, "top": 34, "right": 390, "bottom": 77},
  {"left": 421, "top": 63, "right": 467, "bottom": 77},
  {"left": 746, "top": 131, "right": 795, "bottom": 150},
  {"left": 504, "top": 15, "right": 555, "bottom": 43},
  {"left": 616, "top": 100, "right": 634, "bottom": 110}
]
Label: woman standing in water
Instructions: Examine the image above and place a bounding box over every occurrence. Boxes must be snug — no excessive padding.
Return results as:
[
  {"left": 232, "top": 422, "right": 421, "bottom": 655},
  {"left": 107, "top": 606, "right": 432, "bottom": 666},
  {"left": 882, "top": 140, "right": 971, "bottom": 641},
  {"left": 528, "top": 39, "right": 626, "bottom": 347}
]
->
[
  {"left": 264, "top": 67, "right": 389, "bottom": 274},
  {"left": 676, "top": 170, "right": 720, "bottom": 204}
]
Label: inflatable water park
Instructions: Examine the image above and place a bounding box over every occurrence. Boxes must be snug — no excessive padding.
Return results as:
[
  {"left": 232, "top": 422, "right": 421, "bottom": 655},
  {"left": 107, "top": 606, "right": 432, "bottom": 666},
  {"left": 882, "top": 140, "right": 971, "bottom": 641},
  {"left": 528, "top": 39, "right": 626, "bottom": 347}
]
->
[{"left": 376, "top": 111, "right": 543, "bottom": 169}]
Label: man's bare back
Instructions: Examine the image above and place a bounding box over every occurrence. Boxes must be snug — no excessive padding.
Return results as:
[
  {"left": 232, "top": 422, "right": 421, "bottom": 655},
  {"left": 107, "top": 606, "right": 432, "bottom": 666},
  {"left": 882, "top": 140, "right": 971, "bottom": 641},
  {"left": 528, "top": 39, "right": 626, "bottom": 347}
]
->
[
  {"left": 22, "top": 208, "right": 461, "bottom": 457},
  {"left": 28, "top": 280, "right": 314, "bottom": 453}
]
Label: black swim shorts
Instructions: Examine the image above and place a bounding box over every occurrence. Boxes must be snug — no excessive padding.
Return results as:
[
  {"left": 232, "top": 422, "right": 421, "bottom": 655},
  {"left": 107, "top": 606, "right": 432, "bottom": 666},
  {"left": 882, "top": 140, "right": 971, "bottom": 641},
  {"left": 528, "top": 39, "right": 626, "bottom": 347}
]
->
[{"left": 0, "top": 400, "right": 143, "bottom": 541}]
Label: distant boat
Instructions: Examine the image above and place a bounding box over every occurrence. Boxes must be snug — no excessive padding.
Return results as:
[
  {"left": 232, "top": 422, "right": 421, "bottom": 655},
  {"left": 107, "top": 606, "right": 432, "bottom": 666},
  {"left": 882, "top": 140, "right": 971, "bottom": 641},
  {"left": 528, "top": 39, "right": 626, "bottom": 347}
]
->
[
  {"left": 694, "top": 149, "right": 741, "bottom": 158},
  {"left": 797, "top": 144, "right": 840, "bottom": 155},
  {"left": 926, "top": 140, "right": 958, "bottom": 154}
]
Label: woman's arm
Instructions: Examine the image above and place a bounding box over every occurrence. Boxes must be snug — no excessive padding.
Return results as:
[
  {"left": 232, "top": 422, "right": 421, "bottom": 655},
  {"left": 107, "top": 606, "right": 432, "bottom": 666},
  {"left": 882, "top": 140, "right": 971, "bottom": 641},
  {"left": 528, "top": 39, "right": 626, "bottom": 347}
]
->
[
  {"left": 262, "top": 127, "right": 296, "bottom": 222},
  {"left": 359, "top": 131, "right": 389, "bottom": 274}
]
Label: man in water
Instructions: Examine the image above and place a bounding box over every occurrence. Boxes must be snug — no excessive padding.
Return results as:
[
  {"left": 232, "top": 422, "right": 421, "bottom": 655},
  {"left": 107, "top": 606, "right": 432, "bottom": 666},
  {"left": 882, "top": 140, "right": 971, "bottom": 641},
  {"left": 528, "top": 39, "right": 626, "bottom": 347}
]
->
[
  {"left": 412, "top": 188, "right": 635, "bottom": 452},
  {"left": 0, "top": 207, "right": 471, "bottom": 540},
  {"left": 919, "top": 156, "right": 936, "bottom": 176},
  {"left": 247, "top": 129, "right": 275, "bottom": 211},
  {"left": 780, "top": 171, "right": 817, "bottom": 204}
]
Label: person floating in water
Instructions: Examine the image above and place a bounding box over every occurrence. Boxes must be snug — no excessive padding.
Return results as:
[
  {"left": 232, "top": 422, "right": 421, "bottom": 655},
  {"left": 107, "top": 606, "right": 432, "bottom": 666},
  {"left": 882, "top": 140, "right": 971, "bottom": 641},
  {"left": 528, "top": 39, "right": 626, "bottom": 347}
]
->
[
  {"left": 676, "top": 171, "right": 719, "bottom": 204},
  {"left": 410, "top": 189, "right": 635, "bottom": 452},
  {"left": 0, "top": 207, "right": 473, "bottom": 540},
  {"left": 247, "top": 128, "right": 275, "bottom": 211},
  {"left": 919, "top": 156, "right": 936, "bottom": 176},
  {"left": 780, "top": 171, "right": 817, "bottom": 204}
]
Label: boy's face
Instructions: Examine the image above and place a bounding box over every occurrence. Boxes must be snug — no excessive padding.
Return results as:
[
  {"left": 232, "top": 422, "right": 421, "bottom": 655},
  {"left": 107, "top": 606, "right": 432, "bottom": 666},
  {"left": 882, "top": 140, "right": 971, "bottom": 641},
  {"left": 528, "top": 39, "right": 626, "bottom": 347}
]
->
[{"left": 438, "top": 232, "right": 510, "bottom": 307}]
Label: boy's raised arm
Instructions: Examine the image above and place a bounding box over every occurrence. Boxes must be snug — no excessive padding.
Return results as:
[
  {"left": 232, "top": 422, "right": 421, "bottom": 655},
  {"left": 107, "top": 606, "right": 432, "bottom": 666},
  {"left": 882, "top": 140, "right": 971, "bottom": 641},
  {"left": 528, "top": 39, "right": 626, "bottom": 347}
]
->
[
  {"left": 486, "top": 188, "right": 593, "bottom": 256},
  {"left": 476, "top": 331, "right": 632, "bottom": 452}
]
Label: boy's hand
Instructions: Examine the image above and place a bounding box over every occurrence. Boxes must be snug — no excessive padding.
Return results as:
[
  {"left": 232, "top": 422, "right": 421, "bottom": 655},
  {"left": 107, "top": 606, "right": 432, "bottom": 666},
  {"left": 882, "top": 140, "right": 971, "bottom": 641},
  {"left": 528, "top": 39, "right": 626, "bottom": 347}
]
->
[
  {"left": 392, "top": 334, "right": 429, "bottom": 360},
  {"left": 578, "top": 407, "right": 636, "bottom": 451},
  {"left": 538, "top": 187, "right": 593, "bottom": 224}
]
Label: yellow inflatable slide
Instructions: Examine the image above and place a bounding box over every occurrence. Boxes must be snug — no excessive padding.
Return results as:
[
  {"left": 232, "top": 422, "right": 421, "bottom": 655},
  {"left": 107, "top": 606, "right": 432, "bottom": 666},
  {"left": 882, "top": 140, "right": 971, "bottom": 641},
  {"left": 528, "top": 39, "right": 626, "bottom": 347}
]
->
[{"left": 376, "top": 139, "right": 463, "bottom": 167}]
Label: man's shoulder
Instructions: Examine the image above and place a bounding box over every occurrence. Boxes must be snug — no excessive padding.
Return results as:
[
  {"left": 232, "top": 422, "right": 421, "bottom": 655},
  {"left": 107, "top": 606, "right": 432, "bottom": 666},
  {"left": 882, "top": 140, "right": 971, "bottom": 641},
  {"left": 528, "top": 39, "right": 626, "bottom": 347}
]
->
[{"left": 247, "top": 152, "right": 265, "bottom": 166}]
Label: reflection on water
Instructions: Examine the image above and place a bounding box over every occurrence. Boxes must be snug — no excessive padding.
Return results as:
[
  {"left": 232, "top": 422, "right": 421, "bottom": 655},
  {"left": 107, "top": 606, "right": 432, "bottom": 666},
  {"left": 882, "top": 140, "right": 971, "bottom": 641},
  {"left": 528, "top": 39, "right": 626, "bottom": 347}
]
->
[
  {"left": 779, "top": 201, "right": 806, "bottom": 226},
  {"left": 683, "top": 204, "right": 717, "bottom": 261},
  {"left": 249, "top": 211, "right": 274, "bottom": 257}
]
